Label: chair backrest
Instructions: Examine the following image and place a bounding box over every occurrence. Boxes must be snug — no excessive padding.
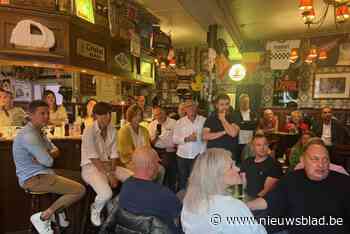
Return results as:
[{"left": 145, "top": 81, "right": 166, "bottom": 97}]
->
[{"left": 99, "top": 208, "right": 173, "bottom": 234}]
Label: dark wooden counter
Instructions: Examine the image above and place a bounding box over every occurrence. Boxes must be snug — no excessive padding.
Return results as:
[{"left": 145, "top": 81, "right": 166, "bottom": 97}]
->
[{"left": 0, "top": 138, "right": 85, "bottom": 234}]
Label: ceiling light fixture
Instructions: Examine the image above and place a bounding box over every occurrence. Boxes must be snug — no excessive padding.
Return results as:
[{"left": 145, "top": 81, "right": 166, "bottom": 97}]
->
[
  {"left": 299, "top": 0, "right": 350, "bottom": 27},
  {"left": 292, "top": 0, "right": 349, "bottom": 64}
]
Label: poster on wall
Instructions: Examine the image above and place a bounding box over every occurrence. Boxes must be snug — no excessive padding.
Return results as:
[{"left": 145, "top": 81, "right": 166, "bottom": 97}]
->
[
  {"left": 272, "top": 69, "right": 299, "bottom": 106},
  {"left": 313, "top": 72, "right": 350, "bottom": 99},
  {"left": 0, "top": 77, "right": 12, "bottom": 92},
  {"left": 13, "top": 80, "right": 32, "bottom": 102},
  {"left": 75, "top": 0, "right": 95, "bottom": 24}
]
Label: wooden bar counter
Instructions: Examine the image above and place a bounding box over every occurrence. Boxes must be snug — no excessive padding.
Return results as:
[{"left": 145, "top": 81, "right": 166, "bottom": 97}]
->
[{"left": 0, "top": 137, "right": 87, "bottom": 234}]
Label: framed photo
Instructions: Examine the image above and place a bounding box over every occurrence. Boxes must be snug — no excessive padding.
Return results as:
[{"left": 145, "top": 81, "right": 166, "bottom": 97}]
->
[{"left": 313, "top": 73, "right": 350, "bottom": 99}]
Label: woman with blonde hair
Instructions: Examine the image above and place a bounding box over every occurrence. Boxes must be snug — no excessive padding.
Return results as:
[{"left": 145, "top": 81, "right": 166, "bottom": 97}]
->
[
  {"left": 117, "top": 104, "right": 150, "bottom": 167},
  {"left": 182, "top": 148, "right": 266, "bottom": 234}
]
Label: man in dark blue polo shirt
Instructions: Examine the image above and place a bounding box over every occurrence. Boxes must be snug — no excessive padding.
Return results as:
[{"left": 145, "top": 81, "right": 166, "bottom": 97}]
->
[
  {"left": 203, "top": 94, "right": 240, "bottom": 161},
  {"left": 118, "top": 146, "right": 182, "bottom": 233}
]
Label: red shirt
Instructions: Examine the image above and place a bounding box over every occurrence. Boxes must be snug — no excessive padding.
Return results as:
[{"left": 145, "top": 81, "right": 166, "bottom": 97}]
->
[{"left": 284, "top": 121, "right": 309, "bottom": 133}]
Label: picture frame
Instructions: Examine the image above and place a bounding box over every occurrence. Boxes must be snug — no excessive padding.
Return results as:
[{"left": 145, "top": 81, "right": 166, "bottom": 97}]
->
[{"left": 313, "top": 72, "right": 350, "bottom": 99}]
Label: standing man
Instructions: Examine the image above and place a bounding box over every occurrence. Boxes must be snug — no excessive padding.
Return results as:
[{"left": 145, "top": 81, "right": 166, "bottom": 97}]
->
[
  {"left": 149, "top": 106, "right": 177, "bottom": 191},
  {"left": 234, "top": 93, "right": 258, "bottom": 162},
  {"left": 173, "top": 100, "right": 206, "bottom": 190},
  {"left": 12, "top": 100, "right": 85, "bottom": 234},
  {"left": 247, "top": 138, "right": 350, "bottom": 234},
  {"left": 81, "top": 102, "right": 130, "bottom": 226},
  {"left": 314, "top": 107, "right": 349, "bottom": 152},
  {"left": 202, "top": 94, "right": 240, "bottom": 161},
  {"left": 0, "top": 88, "right": 26, "bottom": 127}
]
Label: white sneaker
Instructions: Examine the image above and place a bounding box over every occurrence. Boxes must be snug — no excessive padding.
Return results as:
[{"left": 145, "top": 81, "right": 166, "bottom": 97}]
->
[
  {"left": 51, "top": 212, "right": 70, "bottom": 228},
  {"left": 30, "top": 212, "right": 53, "bottom": 234},
  {"left": 58, "top": 212, "right": 70, "bottom": 227},
  {"left": 90, "top": 204, "right": 102, "bottom": 226}
]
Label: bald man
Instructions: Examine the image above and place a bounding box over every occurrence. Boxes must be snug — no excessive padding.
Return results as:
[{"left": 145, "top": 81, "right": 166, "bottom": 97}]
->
[
  {"left": 257, "top": 109, "right": 279, "bottom": 133},
  {"left": 118, "top": 147, "right": 182, "bottom": 233}
]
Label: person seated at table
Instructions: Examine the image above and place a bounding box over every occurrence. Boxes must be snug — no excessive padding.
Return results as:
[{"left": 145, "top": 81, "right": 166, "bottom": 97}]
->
[
  {"left": 118, "top": 104, "right": 151, "bottom": 168},
  {"left": 241, "top": 132, "right": 273, "bottom": 162},
  {"left": 43, "top": 90, "right": 68, "bottom": 127},
  {"left": 118, "top": 146, "right": 182, "bottom": 234},
  {"left": 81, "top": 102, "right": 131, "bottom": 226},
  {"left": 284, "top": 110, "right": 309, "bottom": 134},
  {"left": 0, "top": 88, "right": 26, "bottom": 127},
  {"left": 80, "top": 98, "right": 97, "bottom": 128},
  {"left": 314, "top": 106, "right": 350, "bottom": 152},
  {"left": 12, "top": 100, "right": 85, "bottom": 234},
  {"left": 240, "top": 134, "right": 282, "bottom": 199},
  {"left": 246, "top": 138, "right": 350, "bottom": 234},
  {"left": 289, "top": 130, "right": 314, "bottom": 169},
  {"left": 257, "top": 109, "right": 279, "bottom": 134},
  {"left": 181, "top": 148, "right": 266, "bottom": 234}
]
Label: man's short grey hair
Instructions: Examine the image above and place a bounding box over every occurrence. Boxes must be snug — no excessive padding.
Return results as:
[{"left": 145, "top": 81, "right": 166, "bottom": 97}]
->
[{"left": 303, "top": 137, "right": 329, "bottom": 157}]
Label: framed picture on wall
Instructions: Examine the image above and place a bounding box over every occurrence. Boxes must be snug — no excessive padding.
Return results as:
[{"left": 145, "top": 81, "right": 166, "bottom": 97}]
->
[{"left": 313, "top": 72, "right": 350, "bottom": 99}]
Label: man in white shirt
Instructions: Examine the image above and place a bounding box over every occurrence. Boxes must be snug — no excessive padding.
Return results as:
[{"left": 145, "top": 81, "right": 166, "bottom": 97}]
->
[
  {"left": 81, "top": 102, "right": 131, "bottom": 226},
  {"left": 315, "top": 107, "right": 350, "bottom": 153},
  {"left": 149, "top": 106, "right": 177, "bottom": 191},
  {"left": 234, "top": 94, "right": 257, "bottom": 163},
  {"left": 173, "top": 100, "right": 206, "bottom": 190}
]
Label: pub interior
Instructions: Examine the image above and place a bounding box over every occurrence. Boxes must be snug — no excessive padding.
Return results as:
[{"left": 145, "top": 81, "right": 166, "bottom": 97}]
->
[{"left": 1, "top": 0, "right": 350, "bottom": 234}]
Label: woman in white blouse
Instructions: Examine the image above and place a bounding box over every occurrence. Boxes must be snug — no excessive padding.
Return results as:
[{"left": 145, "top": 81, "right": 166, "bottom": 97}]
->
[
  {"left": 182, "top": 148, "right": 267, "bottom": 234},
  {"left": 43, "top": 90, "right": 68, "bottom": 126}
]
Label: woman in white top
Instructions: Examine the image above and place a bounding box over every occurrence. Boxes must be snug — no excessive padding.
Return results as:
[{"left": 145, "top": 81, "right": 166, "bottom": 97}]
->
[
  {"left": 43, "top": 90, "right": 68, "bottom": 126},
  {"left": 182, "top": 148, "right": 267, "bottom": 234}
]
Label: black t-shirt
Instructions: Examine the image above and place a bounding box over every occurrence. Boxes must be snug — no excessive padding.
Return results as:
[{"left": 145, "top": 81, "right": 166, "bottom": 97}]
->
[
  {"left": 119, "top": 177, "right": 182, "bottom": 233},
  {"left": 241, "top": 156, "right": 282, "bottom": 198},
  {"left": 264, "top": 170, "right": 350, "bottom": 234},
  {"left": 203, "top": 112, "right": 239, "bottom": 159}
]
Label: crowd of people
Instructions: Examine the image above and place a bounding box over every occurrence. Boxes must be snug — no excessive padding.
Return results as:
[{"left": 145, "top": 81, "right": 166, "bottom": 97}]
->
[{"left": 4, "top": 89, "right": 350, "bottom": 234}]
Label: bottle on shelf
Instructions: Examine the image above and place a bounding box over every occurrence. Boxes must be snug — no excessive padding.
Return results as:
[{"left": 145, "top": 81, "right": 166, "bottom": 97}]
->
[{"left": 64, "top": 119, "right": 70, "bottom": 137}]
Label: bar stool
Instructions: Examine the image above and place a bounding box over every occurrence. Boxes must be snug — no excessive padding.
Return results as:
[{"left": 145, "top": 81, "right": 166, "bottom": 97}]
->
[
  {"left": 26, "top": 190, "right": 61, "bottom": 234},
  {"left": 80, "top": 185, "right": 98, "bottom": 234}
]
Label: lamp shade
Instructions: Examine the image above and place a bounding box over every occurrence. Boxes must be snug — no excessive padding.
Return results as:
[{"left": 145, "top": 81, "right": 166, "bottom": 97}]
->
[
  {"left": 290, "top": 48, "right": 299, "bottom": 60},
  {"left": 305, "top": 55, "right": 313, "bottom": 64},
  {"left": 169, "top": 58, "right": 176, "bottom": 67},
  {"left": 319, "top": 49, "right": 328, "bottom": 60},
  {"left": 336, "top": 5, "right": 349, "bottom": 23},
  {"left": 299, "top": 0, "right": 313, "bottom": 11},
  {"left": 335, "top": 0, "right": 350, "bottom": 4},
  {"left": 309, "top": 48, "right": 318, "bottom": 59},
  {"left": 303, "top": 9, "right": 316, "bottom": 24}
]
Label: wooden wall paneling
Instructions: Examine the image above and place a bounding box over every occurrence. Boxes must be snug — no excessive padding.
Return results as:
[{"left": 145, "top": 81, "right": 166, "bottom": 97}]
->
[
  {"left": 80, "top": 73, "right": 96, "bottom": 96},
  {"left": 10, "top": 0, "right": 57, "bottom": 11},
  {"left": 69, "top": 18, "right": 110, "bottom": 73},
  {"left": 0, "top": 8, "right": 70, "bottom": 64}
]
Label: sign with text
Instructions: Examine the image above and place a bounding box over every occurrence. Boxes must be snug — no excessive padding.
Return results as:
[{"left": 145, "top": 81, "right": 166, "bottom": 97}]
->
[{"left": 77, "top": 39, "right": 105, "bottom": 62}]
